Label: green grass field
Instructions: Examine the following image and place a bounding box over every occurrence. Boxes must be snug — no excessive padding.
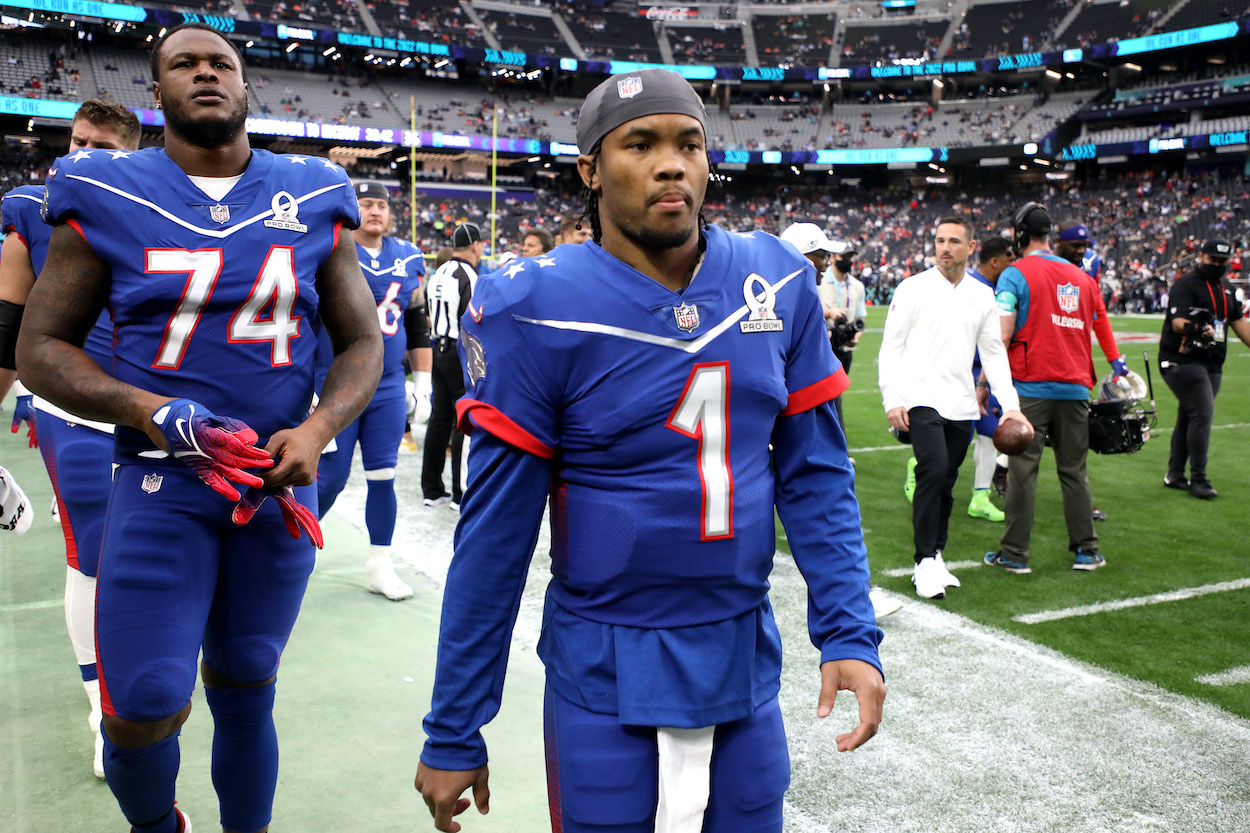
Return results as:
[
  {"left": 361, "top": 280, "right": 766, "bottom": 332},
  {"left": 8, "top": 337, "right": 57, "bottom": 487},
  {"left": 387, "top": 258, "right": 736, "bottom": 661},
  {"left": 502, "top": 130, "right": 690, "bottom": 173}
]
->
[{"left": 810, "top": 307, "right": 1250, "bottom": 720}]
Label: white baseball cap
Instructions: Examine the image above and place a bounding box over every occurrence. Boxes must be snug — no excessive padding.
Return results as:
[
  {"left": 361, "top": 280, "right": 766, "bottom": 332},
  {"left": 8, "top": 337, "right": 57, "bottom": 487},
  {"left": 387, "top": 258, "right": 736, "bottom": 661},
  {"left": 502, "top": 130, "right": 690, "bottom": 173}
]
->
[{"left": 779, "top": 222, "right": 837, "bottom": 256}]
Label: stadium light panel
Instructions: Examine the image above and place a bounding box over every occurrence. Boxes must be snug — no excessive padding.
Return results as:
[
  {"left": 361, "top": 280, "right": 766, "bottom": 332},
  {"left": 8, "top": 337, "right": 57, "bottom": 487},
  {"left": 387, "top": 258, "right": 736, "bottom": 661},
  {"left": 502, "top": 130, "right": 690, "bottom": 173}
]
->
[
  {"left": 322, "top": 46, "right": 335, "bottom": 56},
  {"left": 285, "top": 42, "right": 298, "bottom": 53}
]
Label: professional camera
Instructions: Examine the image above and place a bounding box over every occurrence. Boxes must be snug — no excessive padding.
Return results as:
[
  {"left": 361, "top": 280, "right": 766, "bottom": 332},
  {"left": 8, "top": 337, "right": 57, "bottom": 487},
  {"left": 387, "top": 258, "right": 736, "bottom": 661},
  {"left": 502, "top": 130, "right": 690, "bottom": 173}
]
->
[
  {"left": 1179, "top": 307, "right": 1217, "bottom": 355},
  {"left": 831, "top": 317, "right": 865, "bottom": 350}
]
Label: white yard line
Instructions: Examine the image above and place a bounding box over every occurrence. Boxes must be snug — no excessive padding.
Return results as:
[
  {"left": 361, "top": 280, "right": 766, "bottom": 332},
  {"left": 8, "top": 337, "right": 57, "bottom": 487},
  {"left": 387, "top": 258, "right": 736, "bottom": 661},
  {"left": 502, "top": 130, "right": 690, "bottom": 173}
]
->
[
  {"left": 1014, "top": 577, "right": 1250, "bottom": 624},
  {"left": 1197, "top": 665, "right": 1250, "bottom": 686},
  {"left": 880, "top": 559, "right": 981, "bottom": 578}
]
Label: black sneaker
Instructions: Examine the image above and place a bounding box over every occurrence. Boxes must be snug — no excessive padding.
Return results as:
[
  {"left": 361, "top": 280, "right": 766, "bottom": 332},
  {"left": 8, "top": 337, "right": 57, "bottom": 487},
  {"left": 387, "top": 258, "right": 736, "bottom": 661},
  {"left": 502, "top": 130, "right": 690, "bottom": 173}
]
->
[
  {"left": 1188, "top": 479, "right": 1218, "bottom": 499},
  {"left": 992, "top": 464, "right": 1008, "bottom": 497},
  {"left": 1163, "top": 473, "right": 1189, "bottom": 491}
]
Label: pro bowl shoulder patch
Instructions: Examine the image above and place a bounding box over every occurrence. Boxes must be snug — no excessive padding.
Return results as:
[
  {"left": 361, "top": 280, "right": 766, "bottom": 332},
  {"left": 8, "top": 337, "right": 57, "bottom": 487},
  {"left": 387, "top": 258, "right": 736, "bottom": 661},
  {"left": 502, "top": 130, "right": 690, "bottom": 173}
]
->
[{"left": 464, "top": 330, "right": 487, "bottom": 388}]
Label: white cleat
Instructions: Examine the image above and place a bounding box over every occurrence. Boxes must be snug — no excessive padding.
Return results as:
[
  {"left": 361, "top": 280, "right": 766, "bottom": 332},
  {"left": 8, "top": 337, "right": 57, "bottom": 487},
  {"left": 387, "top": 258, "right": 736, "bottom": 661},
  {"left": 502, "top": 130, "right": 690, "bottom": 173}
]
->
[
  {"left": 934, "top": 552, "right": 962, "bottom": 588},
  {"left": 912, "top": 556, "right": 947, "bottom": 599},
  {"left": 365, "top": 557, "right": 414, "bottom": 601},
  {"left": 869, "top": 588, "right": 904, "bottom": 620}
]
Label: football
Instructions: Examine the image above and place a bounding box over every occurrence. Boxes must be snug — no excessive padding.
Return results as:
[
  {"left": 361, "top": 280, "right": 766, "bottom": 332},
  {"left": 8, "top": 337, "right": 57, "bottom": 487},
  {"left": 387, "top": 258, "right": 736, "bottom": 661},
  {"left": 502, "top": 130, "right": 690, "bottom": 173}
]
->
[{"left": 993, "top": 419, "right": 1034, "bottom": 456}]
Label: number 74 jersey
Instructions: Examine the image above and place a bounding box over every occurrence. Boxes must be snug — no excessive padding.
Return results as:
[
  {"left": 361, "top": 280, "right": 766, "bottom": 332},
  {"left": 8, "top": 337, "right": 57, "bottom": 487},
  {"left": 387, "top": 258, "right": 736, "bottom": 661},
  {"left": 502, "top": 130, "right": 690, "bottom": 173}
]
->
[
  {"left": 42, "top": 147, "right": 360, "bottom": 461},
  {"left": 457, "top": 225, "right": 848, "bottom": 629}
]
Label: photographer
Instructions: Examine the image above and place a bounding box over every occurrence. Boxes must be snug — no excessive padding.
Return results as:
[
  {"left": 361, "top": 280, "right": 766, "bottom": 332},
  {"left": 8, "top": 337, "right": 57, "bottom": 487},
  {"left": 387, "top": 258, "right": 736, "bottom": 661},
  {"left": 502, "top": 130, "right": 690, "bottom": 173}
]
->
[{"left": 1159, "top": 240, "right": 1250, "bottom": 499}]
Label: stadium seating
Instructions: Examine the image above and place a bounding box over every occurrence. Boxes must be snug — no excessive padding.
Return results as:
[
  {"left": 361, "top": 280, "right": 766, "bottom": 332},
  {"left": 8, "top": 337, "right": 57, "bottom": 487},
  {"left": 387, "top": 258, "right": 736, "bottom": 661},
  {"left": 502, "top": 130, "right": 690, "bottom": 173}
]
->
[
  {"left": 841, "top": 20, "right": 946, "bottom": 64},
  {"left": 752, "top": 13, "right": 834, "bottom": 67}
]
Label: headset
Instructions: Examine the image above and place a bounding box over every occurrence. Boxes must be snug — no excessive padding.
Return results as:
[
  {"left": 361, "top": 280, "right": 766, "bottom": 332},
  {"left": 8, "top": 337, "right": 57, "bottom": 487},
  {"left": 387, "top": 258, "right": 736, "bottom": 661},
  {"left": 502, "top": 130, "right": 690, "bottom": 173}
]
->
[{"left": 1012, "top": 201, "right": 1051, "bottom": 254}]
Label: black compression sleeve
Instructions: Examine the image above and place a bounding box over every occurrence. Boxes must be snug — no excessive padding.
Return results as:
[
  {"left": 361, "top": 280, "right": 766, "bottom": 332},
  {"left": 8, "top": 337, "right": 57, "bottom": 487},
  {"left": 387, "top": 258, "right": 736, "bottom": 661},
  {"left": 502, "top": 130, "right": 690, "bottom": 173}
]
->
[
  {"left": 0, "top": 300, "right": 24, "bottom": 371},
  {"left": 406, "top": 307, "right": 430, "bottom": 349}
]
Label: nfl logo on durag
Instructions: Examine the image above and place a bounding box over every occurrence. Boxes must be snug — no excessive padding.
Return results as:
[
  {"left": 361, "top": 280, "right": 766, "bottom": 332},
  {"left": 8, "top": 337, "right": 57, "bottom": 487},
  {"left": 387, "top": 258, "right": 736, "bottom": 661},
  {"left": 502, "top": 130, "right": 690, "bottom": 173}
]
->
[
  {"left": 210, "top": 204, "right": 230, "bottom": 224},
  {"left": 617, "top": 76, "right": 643, "bottom": 99},
  {"left": 141, "top": 473, "right": 163, "bottom": 495},
  {"left": 674, "top": 302, "right": 699, "bottom": 332}
]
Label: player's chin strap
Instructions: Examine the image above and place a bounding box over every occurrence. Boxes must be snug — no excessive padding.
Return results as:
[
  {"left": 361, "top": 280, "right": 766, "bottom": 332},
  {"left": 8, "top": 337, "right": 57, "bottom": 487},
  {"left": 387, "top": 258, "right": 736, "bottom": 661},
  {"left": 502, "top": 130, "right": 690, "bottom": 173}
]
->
[
  {"left": 655, "top": 726, "right": 715, "bottom": 833},
  {"left": 231, "top": 485, "right": 324, "bottom": 548}
]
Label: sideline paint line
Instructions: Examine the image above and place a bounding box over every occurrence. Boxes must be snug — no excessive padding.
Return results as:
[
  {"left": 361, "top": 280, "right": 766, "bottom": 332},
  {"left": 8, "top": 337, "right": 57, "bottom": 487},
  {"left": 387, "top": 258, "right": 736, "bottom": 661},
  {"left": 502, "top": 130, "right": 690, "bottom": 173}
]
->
[
  {"left": 1014, "top": 577, "right": 1250, "bottom": 624},
  {"left": 880, "top": 559, "right": 981, "bottom": 578},
  {"left": 0, "top": 599, "right": 61, "bottom": 614},
  {"left": 1197, "top": 664, "right": 1250, "bottom": 686}
]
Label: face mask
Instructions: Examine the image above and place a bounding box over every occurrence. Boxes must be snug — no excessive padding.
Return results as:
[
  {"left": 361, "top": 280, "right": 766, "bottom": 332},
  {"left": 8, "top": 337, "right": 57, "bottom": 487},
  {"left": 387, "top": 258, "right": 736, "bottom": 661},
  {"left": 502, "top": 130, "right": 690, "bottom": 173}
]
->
[
  {"left": 1196, "top": 263, "right": 1227, "bottom": 283},
  {"left": 834, "top": 259, "right": 854, "bottom": 276}
]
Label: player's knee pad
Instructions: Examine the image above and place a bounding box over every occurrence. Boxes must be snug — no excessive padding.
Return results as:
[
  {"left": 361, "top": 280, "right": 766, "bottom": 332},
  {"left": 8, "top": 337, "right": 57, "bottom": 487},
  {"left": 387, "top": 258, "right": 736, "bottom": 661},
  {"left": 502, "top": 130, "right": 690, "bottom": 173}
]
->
[
  {"left": 545, "top": 690, "right": 658, "bottom": 830},
  {"left": 705, "top": 699, "right": 789, "bottom": 827}
]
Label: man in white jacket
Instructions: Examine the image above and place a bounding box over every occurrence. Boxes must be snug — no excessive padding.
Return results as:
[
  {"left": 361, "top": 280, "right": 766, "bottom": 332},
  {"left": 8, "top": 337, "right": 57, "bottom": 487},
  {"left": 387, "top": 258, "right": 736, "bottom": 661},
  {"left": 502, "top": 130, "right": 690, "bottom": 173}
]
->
[{"left": 879, "top": 217, "right": 1031, "bottom": 599}]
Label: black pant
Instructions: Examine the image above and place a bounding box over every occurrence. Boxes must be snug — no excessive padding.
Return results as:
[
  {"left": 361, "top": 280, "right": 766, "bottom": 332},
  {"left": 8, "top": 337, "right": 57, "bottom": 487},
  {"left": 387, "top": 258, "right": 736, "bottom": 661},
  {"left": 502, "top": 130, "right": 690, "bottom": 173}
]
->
[
  {"left": 1161, "top": 362, "right": 1222, "bottom": 482},
  {"left": 422, "top": 340, "right": 466, "bottom": 502},
  {"left": 832, "top": 345, "right": 853, "bottom": 429},
  {"left": 908, "top": 407, "right": 971, "bottom": 563}
]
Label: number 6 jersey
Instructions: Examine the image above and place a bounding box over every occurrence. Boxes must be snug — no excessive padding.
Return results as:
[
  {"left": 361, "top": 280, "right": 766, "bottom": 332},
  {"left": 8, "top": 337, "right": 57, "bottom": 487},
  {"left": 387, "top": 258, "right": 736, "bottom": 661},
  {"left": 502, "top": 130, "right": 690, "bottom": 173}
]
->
[{"left": 42, "top": 147, "right": 360, "bottom": 462}]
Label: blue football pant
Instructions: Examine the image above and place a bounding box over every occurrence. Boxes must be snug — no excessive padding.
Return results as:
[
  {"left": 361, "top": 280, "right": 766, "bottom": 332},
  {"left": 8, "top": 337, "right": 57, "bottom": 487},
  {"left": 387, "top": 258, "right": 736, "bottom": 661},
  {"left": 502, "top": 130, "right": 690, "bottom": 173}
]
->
[
  {"left": 543, "top": 687, "right": 789, "bottom": 833},
  {"left": 34, "top": 411, "right": 113, "bottom": 576},
  {"left": 317, "top": 389, "right": 405, "bottom": 546},
  {"left": 96, "top": 464, "right": 316, "bottom": 719}
]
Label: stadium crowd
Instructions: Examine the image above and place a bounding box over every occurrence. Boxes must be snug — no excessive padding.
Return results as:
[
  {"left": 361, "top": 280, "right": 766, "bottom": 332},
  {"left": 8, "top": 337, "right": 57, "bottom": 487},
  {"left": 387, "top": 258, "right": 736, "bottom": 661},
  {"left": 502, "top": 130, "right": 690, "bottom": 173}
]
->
[{"left": 1, "top": 135, "right": 1246, "bottom": 316}]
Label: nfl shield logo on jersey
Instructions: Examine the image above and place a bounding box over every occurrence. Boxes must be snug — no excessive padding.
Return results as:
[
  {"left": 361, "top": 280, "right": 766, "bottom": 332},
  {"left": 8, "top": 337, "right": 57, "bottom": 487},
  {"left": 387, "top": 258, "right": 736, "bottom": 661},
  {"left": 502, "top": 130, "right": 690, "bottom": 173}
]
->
[
  {"left": 1056, "top": 283, "right": 1080, "bottom": 313},
  {"left": 141, "top": 473, "right": 163, "bottom": 494},
  {"left": 210, "top": 204, "right": 230, "bottom": 224},
  {"left": 617, "top": 75, "right": 643, "bottom": 99},
  {"left": 673, "top": 302, "right": 700, "bottom": 332}
]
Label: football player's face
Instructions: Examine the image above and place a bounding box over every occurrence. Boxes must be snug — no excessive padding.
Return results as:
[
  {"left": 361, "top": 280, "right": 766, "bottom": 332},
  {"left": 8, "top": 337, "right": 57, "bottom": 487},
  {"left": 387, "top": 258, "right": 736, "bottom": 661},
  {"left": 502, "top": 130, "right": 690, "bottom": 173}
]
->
[
  {"left": 154, "top": 28, "right": 248, "bottom": 148},
  {"left": 584, "top": 113, "right": 708, "bottom": 253},
  {"left": 1055, "top": 239, "right": 1087, "bottom": 266},
  {"left": 358, "top": 197, "right": 391, "bottom": 236},
  {"left": 69, "top": 120, "right": 129, "bottom": 151},
  {"left": 520, "top": 234, "right": 545, "bottom": 257}
]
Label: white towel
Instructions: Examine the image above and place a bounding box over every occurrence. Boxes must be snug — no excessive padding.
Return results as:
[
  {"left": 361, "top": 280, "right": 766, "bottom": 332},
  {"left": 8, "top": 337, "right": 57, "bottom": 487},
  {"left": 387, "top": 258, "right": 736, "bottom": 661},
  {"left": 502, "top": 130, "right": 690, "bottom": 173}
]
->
[{"left": 655, "top": 725, "right": 716, "bottom": 833}]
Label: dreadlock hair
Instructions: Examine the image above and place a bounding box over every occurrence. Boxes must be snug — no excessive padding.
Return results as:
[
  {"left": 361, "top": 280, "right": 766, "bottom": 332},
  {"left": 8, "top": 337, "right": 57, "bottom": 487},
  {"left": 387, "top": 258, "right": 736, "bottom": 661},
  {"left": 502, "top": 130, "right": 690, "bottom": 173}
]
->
[
  {"left": 576, "top": 143, "right": 717, "bottom": 244},
  {"left": 576, "top": 140, "right": 604, "bottom": 244}
]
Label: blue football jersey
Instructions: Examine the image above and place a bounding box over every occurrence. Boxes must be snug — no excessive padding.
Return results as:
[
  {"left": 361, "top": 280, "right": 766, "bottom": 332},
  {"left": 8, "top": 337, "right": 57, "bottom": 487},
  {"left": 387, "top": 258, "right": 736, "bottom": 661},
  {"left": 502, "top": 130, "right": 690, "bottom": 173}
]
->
[
  {"left": 2, "top": 184, "right": 112, "bottom": 367},
  {"left": 315, "top": 235, "right": 424, "bottom": 397},
  {"left": 1081, "top": 248, "right": 1102, "bottom": 282},
  {"left": 42, "top": 147, "right": 360, "bottom": 461},
  {"left": 458, "top": 225, "right": 846, "bottom": 628}
]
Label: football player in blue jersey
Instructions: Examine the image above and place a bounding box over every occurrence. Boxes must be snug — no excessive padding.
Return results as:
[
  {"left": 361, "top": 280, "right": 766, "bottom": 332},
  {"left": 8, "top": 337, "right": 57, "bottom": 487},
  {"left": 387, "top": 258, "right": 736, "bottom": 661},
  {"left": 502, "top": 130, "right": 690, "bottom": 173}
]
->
[
  {"left": 0, "top": 98, "right": 140, "bottom": 781},
  {"left": 16, "top": 24, "right": 383, "bottom": 833},
  {"left": 314, "top": 180, "right": 428, "bottom": 600},
  {"left": 415, "top": 68, "right": 884, "bottom": 833}
]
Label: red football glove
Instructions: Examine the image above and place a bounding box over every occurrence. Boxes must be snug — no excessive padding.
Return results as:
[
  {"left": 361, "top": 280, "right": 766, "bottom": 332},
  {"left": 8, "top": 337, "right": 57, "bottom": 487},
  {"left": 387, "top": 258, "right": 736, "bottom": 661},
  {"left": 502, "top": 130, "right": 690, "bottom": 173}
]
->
[
  {"left": 11, "top": 394, "right": 37, "bottom": 448},
  {"left": 232, "top": 485, "right": 323, "bottom": 548},
  {"left": 150, "top": 399, "right": 273, "bottom": 501}
]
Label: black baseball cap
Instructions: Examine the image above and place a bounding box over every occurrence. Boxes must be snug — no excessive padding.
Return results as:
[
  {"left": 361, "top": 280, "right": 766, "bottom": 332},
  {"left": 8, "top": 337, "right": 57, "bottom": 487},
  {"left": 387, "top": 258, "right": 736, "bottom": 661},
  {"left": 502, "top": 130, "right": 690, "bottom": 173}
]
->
[
  {"left": 1201, "top": 239, "right": 1233, "bottom": 259},
  {"left": 355, "top": 181, "right": 390, "bottom": 201},
  {"left": 576, "top": 68, "right": 707, "bottom": 154},
  {"left": 452, "top": 222, "right": 482, "bottom": 248}
]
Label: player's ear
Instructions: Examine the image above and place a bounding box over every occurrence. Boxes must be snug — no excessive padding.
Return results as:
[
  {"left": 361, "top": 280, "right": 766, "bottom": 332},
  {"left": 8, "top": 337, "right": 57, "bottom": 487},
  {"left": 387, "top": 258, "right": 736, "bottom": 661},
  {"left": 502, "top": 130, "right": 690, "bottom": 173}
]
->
[
  {"left": 153, "top": 81, "right": 162, "bottom": 111},
  {"left": 576, "top": 154, "right": 599, "bottom": 192}
]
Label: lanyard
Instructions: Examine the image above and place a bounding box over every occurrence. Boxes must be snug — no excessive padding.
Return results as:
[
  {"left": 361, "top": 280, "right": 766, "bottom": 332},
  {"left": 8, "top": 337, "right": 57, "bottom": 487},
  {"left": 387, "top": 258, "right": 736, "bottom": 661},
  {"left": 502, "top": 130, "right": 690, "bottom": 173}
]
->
[{"left": 1204, "top": 279, "right": 1227, "bottom": 320}]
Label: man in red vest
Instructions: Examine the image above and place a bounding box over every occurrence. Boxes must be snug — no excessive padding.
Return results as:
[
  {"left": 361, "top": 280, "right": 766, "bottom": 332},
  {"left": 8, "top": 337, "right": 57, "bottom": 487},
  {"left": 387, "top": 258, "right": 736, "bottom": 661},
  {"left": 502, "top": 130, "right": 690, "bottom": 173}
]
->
[{"left": 983, "top": 203, "right": 1129, "bottom": 575}]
